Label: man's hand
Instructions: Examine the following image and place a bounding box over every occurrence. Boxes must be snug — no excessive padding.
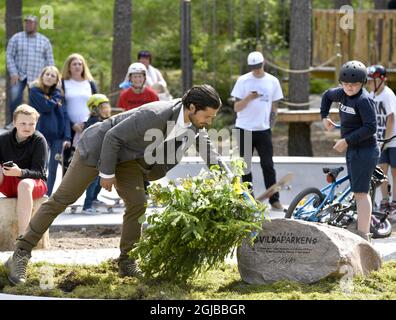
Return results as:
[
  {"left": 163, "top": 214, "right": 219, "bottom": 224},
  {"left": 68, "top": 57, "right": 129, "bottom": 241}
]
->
[
  {"left": 333, "top": 138, "right": 348, "bottom": 153},
  {"left": 72, "top": 123, "right": 85, "bottom": 133},
  {"left": 100, "top": 177, "right": 116, "bottom": 192},
  {"left": 10, "top": 75, "right": 19, "bottom": 86},
  {"left": 63, "top": 140, "right": 72, "bottom": 149},
  {"left": 2, "top": 163, "right": 22, "bottom": 177},
  {"left": 322, "top": 118, "right": 337, "bottom": 131},
  {"left": 247, "top": 91, "right": 263, "bottom": 102}
]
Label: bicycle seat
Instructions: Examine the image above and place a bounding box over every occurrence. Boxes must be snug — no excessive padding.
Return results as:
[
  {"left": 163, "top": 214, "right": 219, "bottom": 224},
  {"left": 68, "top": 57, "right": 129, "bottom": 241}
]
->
[{"left": 322, "top": 167, "right": 344, "bottom": 179}]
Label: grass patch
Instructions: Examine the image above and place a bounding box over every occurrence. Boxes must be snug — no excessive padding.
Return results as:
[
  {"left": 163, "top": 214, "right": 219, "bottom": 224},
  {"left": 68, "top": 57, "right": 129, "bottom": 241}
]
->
[{"left": 1, "top": 260, "right": 396, "bottom": 299}]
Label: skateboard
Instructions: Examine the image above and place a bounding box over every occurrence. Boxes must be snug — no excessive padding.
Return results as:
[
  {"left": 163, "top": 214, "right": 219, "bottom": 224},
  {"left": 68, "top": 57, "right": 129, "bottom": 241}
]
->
[
  {"left": 255, "top": 172, "right": 294, "bottom": 202},
  {"left": 67, "top": 203, "right": 116, "bottom": 214},
  {"left": 101, "top": 195, "right": 124, "bottom": 209}
]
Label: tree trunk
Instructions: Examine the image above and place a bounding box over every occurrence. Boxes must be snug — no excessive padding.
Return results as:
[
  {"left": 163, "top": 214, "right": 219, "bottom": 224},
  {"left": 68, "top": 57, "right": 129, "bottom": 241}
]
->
[
  {"left": 374, "top": 0, "right": 388, "bottom": 9},
  {"left": 288, "top": 0, "right": 313, "bottom": 156},
  {"left": 5, "top": 0, "right": 23, "bottom": 125},
  {"left": 333, "top": 0, "right": 352, "bottom": 8},
  {"left": 180, "top": 0, "right": 193, "bottom": 93},
  {"left": 110, "top": 0, "right": 132, "bottom": 106}
]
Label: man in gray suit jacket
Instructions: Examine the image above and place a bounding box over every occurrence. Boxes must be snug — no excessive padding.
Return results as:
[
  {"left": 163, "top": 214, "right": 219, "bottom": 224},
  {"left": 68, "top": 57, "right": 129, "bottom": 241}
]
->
[{"left": 5, "top": 84, "right": 229, "bottom": 284}]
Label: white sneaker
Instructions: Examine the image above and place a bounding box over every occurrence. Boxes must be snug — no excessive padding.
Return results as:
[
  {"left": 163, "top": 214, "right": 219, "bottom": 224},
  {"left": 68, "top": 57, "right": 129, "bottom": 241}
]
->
[
  {"left": 4, "top": 122, "right": 14, "bottom": 130},
  {"left": 82, "top": 208, "right": 101, "bottom": 215}
]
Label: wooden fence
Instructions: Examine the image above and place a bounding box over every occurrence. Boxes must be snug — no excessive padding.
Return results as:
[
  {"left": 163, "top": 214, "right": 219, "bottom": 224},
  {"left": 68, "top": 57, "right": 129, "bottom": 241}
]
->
[{"left": 313, "top": 9, "right": 396, "bottom": 69}]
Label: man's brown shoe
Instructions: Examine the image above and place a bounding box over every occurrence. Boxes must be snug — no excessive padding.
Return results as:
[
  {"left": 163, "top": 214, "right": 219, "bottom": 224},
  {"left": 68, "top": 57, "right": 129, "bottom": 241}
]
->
[
  {"left": 4, "top": 249, "right": 31, "bottom": 285},
  {"left": 271, "top": 201, "right": 284, "bottom": 211}
]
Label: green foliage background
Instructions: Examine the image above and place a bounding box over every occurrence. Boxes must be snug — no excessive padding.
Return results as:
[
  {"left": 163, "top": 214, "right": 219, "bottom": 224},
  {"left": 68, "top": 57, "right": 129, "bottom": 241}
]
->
[
  {"left": 0, "top": 0, "right": 378, "bottom": 102},
  {"left": 0, "top": 0, "right": 290, "bottom": 101}
]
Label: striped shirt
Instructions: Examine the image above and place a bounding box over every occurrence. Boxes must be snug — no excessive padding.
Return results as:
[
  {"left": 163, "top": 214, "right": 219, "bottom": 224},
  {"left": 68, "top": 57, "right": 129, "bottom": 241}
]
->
[{"left": 6, "top": 31, "right": 54, "bottom": 84}]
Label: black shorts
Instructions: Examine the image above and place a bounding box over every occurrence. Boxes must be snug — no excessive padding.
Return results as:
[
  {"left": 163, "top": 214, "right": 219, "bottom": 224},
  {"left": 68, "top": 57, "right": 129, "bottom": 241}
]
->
[{"left": 346, "top": 145, "right": 379, "bottom": 193}]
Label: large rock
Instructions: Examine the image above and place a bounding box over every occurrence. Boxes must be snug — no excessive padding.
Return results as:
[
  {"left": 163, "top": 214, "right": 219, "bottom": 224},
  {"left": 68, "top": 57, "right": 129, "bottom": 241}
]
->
[
  {"left": 237, "top": 218, "right": 381, "bottom": 284},
  {"left": 0, "top": 197, "right": 49, "bottom": 251}
]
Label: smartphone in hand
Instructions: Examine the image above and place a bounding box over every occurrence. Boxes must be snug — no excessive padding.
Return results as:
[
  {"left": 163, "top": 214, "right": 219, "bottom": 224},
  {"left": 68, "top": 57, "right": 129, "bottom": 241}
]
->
[{"left": 3, "top": 161, "right": 15, "bottom": 168}]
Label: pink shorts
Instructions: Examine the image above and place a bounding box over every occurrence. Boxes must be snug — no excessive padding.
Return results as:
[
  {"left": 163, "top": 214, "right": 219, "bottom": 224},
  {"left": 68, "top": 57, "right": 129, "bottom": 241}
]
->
[{"left": 0, "top": 176, "right": 47, "bottom": 199}]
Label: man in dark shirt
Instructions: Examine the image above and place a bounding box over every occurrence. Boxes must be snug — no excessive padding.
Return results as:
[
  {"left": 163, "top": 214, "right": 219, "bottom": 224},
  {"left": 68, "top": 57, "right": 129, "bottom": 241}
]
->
[{"left": 0, "top": 104, "right": 48, "bottom": 236}]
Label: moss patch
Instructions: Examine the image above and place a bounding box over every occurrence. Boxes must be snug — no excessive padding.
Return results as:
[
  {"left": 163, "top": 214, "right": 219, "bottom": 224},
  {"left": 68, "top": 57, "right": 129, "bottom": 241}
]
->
[{"left": 1, "top": 260, "right": 396, "bottom": 300}]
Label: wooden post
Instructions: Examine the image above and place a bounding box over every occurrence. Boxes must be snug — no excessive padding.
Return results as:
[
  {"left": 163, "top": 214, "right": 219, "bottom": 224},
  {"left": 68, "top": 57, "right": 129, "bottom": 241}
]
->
[
  {"left": 335, "top": 43, "right": 342, "bottom": 85},
  {"left": 181, "top": 0, "right": 193, "bottom": 93}
]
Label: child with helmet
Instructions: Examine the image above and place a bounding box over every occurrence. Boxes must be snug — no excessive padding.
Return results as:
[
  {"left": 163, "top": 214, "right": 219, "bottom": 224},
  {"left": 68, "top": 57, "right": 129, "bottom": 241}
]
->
[
  {"left": 321, "top": 60, "right": 379, "bottom": 241},
  {"left": 81, "top": 93, "right": 112, "bottom": 214},
  {"left": 366, "top": 64, "right": 396, "bottom": 217},
  {"left": 117, "top": 62, "right": 159, "bottom": 111}
]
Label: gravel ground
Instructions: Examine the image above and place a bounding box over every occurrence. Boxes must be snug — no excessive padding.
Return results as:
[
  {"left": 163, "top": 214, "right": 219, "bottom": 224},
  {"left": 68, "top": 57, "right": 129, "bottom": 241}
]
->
[{"left": 49, "top": 227, "right": 121, "bottom": 250}]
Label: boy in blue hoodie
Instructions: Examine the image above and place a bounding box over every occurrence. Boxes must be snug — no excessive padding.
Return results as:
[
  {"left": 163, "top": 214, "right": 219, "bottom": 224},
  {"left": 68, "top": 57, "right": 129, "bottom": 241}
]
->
[{"left": 321, "top": 60, "right": 379, "bottom": 241}]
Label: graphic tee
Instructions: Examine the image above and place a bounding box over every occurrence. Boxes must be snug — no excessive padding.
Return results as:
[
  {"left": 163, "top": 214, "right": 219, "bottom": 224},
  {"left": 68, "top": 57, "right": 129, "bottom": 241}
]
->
[
  {"left": 231, "top": 72, "right": 283, "bottom": 130},
  {"left": 370, "top": 86, "right": 396, "bottom": 148}
]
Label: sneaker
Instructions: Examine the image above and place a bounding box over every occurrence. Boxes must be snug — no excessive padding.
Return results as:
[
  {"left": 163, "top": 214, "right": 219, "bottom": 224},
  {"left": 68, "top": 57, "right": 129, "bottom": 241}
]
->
[
  {"left": 92, "top": 199, "right": 107, "bottom": 207},
  {"left": 4, "top": 122, "right": 14, "bottom": 130},
  {"left": 271, "top": 201, "right": 284, "bottom": 211},
  {"left": 118, "top": 258, "right": 143, "bottom": 278},
  {"left": 81, "top": 208, "right": 101, "bottom": 215},
  {"left": 4, "top": 248, "right": 31, "bottom": 285}
]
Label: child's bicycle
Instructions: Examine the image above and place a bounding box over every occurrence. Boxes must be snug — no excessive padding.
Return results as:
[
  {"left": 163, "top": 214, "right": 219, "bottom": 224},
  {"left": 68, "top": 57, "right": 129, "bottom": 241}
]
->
[
  {"left": 284, "top": 132, "right": 396, "bottom": 239},
  {"left": 284, "top": 165, "right": 392, "bottom": 238}
]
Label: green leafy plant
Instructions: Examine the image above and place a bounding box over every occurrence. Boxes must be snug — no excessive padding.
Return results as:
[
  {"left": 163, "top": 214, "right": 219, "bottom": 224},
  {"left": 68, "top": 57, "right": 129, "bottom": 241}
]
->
[{"left": 130, "top": 159, "right": 268, "bottom": 282}]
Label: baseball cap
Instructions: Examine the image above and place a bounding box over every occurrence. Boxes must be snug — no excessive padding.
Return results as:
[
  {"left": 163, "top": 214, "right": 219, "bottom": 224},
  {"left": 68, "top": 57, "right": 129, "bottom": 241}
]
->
[
  {"left": 24, "top": 15, "right": 38, "bottom": 22},
  {"left": 247, "top": 51, "right": 265, "bottom": 70}
]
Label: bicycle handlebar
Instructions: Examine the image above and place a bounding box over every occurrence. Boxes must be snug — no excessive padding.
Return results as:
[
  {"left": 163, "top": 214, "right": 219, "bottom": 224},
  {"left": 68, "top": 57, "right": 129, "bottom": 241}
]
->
[{"left": 378, "top": 134, "right": 396, "bottom": 144}]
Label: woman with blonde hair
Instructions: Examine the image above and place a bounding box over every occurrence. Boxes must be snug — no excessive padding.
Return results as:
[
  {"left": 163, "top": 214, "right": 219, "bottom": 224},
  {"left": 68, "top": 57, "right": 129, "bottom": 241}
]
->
[
  {"left": 29, "top": 66, "right": 71, "bottom": 195},
  {"left": 60, "top": 53, "right": 97, "bottom": 175}
]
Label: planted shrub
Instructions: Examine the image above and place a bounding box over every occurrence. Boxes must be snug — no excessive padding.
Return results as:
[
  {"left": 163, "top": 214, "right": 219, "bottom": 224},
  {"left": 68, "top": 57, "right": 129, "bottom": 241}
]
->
[{"left": 130, "top": 160, "right": 268, "bottom": 282}]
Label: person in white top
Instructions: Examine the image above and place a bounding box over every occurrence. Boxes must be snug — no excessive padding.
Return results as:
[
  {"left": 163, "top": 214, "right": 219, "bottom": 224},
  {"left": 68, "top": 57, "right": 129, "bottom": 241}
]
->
[
  {"left": 61, "top": 53, "right": 97, "bottom": 174},
  {"left": 367, "top": 65, "right": 396, "bottom": 216},
  {"left": 231, "top": 51, "right": 284, "bottom": 210},
  {"left": 137, "top": 50, "right": 168, "bottom": 88}
]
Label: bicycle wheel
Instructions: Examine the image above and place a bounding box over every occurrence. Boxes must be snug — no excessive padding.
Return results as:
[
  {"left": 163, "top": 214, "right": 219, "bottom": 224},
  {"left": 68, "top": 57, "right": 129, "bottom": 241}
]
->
[
  {"left": 285, "top": 187, "right": 325, "bottom": 219},
  {"left": 371, "top": 211, "right": 392, "bottom": 239}
]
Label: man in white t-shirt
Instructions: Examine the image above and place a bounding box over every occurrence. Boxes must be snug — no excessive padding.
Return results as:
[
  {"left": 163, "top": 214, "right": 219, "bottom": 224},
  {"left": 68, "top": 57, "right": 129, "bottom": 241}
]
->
[
  {"left": 231, "top": 51, "right": 284, "bottom": 210},
  {"left": 367, "top": 65, "right": 396, "bottom": 217}
]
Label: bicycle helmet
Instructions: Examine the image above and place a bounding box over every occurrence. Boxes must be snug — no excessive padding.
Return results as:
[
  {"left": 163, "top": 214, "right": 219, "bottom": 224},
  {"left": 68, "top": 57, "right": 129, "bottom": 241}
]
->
[
  {"left": 87, "top": 94, "right": 110, "bottom": 113},
  {"left": 338, "top": 60, "right": 367, "bottom": 84},
  {"left": 367, "top": 65, "right": 387, "bottom": 80},
  {"left": 127, "top": 62, "right": 146, "bottom": 76},
  {"left": 367, "top": 65, "right": 387, "bottom": 93}
]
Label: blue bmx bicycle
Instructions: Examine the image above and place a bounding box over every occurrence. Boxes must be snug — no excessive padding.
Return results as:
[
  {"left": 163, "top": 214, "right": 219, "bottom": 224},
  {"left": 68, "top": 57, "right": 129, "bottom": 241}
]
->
[{"left": 285, "top": 165, "right": 392, "bottom": 239}]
